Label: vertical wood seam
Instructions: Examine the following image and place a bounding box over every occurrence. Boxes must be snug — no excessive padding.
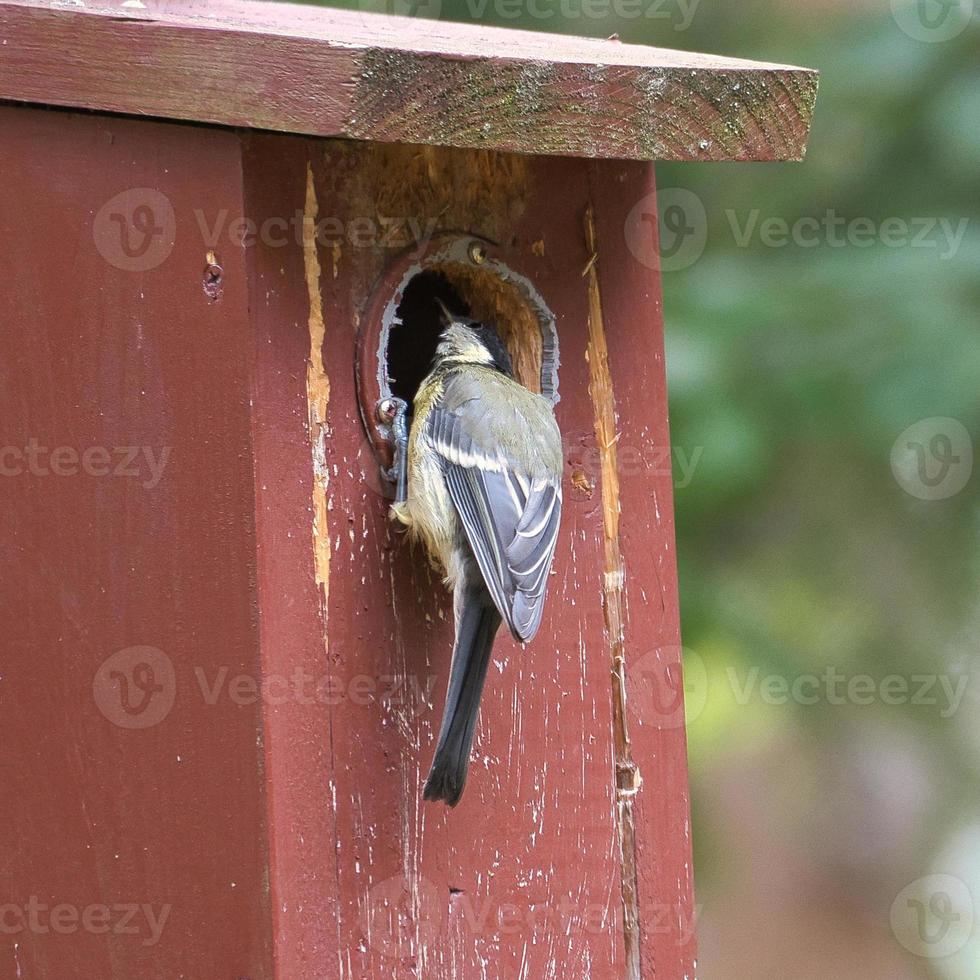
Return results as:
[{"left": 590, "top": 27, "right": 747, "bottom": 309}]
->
[
  {"left": 302, "top": 157, "right": 342, "bottom": 974},
  {"left": 304, "top": 161, "right": 331, "bottom": 598},
  {"left": 583, "top": 203, "right": 644, "bottom": 980}
]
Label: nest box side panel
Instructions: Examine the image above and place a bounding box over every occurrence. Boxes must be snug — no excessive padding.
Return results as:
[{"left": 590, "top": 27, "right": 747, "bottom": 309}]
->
[
  {"left": 587, "top": 160, "right": 697, "bottom": 976},
  {"left": 0, "top": 105, "right": 274, "bottom": 978},
  {"left": 241, "top": 134, "right": 694, "bottom": 978}
]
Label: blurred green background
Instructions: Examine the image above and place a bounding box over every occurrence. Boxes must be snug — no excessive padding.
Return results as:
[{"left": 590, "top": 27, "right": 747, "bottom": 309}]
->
[{"left": 307, "top": 0, "right": 977, "bottom": 974}]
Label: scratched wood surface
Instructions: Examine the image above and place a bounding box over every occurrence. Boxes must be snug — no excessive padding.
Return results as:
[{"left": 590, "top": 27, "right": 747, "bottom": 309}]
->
[
  {"left": 240, "top": 135, "right": 695, "bottom": 977},
  {"left": 0, "top": 0, "right": 817, "bottom": 161},
  {"left": 0, "top": 100, "right": 695, "bottom": 977},
  {"left": 0, "top": 105, "right": 273, "bottom": 977}
]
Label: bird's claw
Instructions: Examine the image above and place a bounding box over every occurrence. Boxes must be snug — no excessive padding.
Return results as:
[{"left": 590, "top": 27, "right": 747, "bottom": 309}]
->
[{"left": 378, "top": 397, "right": 409, "bottom": 503}]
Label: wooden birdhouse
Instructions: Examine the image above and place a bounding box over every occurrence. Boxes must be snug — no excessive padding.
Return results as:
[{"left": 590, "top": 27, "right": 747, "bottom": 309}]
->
[{"left": 0, "top": 1, "right": 816, "bottom": 976}]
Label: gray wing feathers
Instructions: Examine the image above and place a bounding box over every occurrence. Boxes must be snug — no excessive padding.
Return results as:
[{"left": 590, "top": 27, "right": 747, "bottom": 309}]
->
[
  {"left": 445, "top": 466, "right": 513, "bottom": 625},
  {"left": 506, "top": 478, "right": 560, "bottom": 638},
  {"left": 433, "top": 397, "right": 561, "bottom": 643}
]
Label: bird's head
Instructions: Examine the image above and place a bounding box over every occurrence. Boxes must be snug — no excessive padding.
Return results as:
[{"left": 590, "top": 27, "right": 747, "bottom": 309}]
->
[{"left": 434, "top": 301, "right": 514, "bottom": 377}]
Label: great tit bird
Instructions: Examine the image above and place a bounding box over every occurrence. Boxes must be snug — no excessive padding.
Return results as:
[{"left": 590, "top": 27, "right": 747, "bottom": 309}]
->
[{"left": 390, "top": 308, "right": 563, "bottom": 806}]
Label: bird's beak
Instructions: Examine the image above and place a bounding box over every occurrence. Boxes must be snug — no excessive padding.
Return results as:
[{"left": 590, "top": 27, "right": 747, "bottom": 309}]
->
[{"left": 434, "top": 298, "right": 454, "bottom": 327}]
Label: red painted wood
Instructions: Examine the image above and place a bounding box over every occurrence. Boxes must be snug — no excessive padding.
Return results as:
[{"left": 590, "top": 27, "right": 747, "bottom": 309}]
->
[
  {"left": 0, "top": 101, "right": 695, "bottom": 978},
  {"left": 0, "top": 105, "right": 273, "bottom": 977},
  {"left": 0, "top": 0, "right": 818, "bottom": 161},
  {"left": 240, "top": 133, "right": 341, "bottom": 978},
  {"left": 309, "top": 146, "right": 629, "bottom": 978},
  {"left": 588, "top": 159, "right": 697, "bottom": 974},
  {"left": 235, "top": 135, "right": 696, "bottom": 977}
]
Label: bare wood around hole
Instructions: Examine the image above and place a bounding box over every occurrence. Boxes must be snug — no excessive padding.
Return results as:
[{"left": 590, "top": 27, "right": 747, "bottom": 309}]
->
[{"left": 0, "top": 0, "right": 817, "bottom": 161}]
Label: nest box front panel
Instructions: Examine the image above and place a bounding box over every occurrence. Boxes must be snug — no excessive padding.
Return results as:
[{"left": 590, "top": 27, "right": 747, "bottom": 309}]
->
[{"left": 242, "top": 135, "right": 694, "bottom": 978}]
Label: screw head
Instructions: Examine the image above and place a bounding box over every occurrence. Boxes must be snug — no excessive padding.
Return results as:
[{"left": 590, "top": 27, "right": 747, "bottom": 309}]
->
[
  {"left": 204, "top": 250, "right": 223, "bottom": 279},
  {"left": 468, "top": 242, "right": 487, "bottom": 265}
]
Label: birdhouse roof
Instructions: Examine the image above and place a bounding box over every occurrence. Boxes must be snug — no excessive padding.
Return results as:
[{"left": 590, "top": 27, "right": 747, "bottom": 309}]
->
[{"left": 0, "top": 0, "right": 817, "bottom": 160}]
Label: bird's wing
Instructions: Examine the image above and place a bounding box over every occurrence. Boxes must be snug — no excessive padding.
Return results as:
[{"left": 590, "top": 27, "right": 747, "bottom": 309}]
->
[{"left": 428, "top": 399, "right": 562, "bottom": 642}]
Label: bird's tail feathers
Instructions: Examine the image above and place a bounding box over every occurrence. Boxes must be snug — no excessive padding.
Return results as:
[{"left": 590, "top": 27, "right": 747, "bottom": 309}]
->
[{"left": 423, "top": 587, "right": 501, "bottom": 807}]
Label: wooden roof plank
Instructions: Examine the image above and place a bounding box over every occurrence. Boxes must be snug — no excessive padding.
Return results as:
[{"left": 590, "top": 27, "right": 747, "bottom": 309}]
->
[{"left": 0, "top": 0, "right": 818, "bottom": 161}]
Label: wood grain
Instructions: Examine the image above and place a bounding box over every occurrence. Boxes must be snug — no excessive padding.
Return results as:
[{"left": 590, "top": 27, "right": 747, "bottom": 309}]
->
[
  {"left": 0, "top": 0, "right": 818, "bottom": 161},
  {"left": 0, "top": 104, "right": 273, "bottom": 978},
  {"left": 0, "top": 97, "right": 696, "bottom": 976},
  {"left": 241, "top": 133, "right": 342, "bottom": 978},
  {"left": 233, "top": 134, "right": 697, "bottom": 977},
  {"left": 587, "top": 157, "right": 697, "bottom": 977}
]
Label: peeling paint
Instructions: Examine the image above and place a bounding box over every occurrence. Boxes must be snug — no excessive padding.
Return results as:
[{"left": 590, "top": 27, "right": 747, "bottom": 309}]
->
[
  {"left": 304, "top": 163, "right": 331, "bottom": 600},
  {"left": 583, "top": 204, "right": 642, "bottom": 980}
]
